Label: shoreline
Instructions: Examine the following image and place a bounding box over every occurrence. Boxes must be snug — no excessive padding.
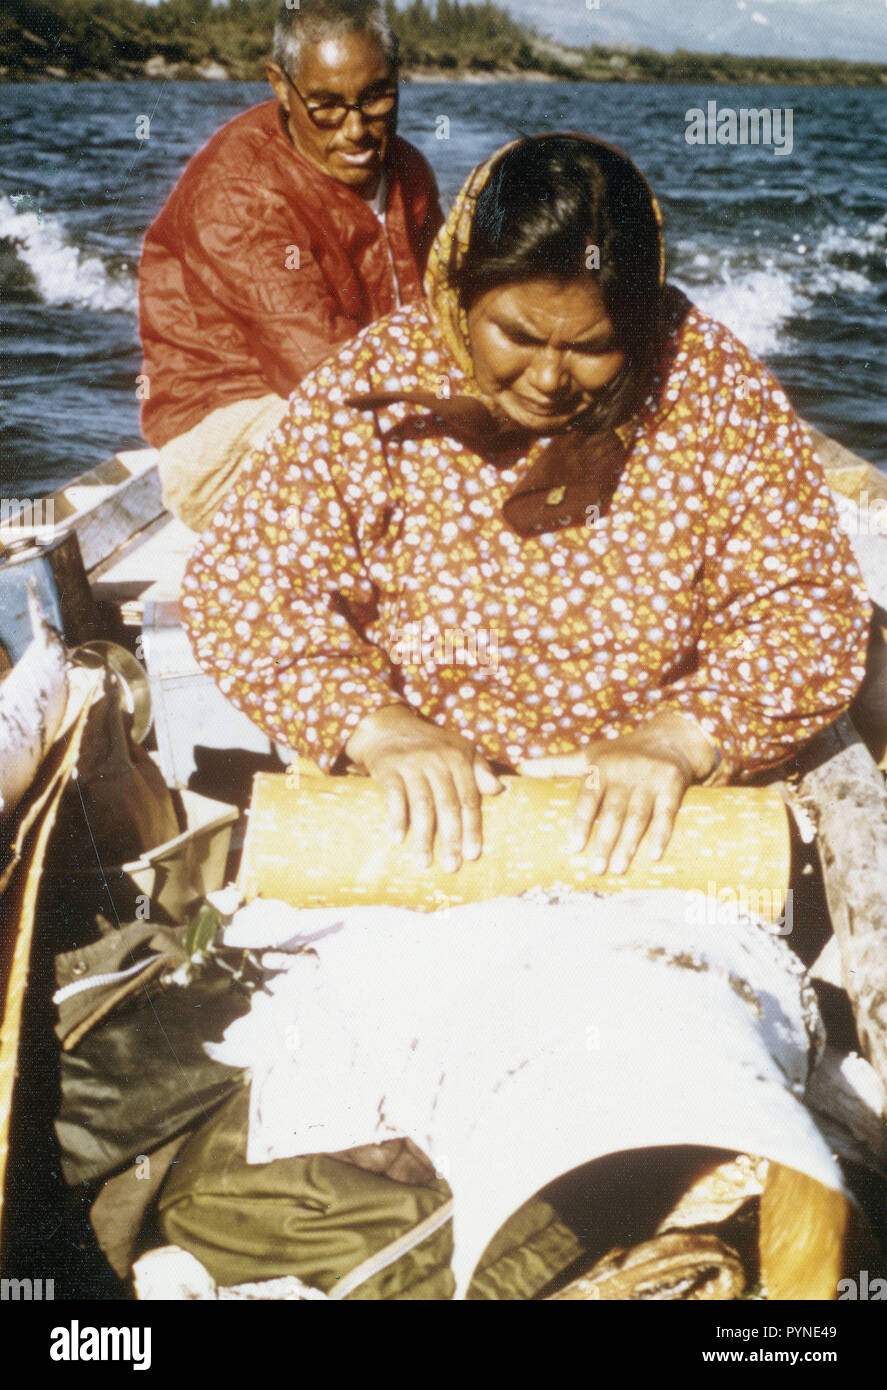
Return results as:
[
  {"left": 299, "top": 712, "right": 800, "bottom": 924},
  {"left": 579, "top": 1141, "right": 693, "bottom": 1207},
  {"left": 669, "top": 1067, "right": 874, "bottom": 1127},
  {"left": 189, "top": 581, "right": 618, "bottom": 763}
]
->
[
  {"left": 4, "top": 65, "right": 887, "bottom": 86},
  {"left": 3, "top": 0, "right": 885, "bottom": 88}
]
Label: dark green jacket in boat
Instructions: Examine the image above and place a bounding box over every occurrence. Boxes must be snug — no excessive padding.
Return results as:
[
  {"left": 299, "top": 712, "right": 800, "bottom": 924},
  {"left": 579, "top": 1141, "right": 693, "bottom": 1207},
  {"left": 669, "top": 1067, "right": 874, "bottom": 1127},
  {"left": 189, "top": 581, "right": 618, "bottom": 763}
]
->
[{"left": 158, "top": 1089, "right": 583, "bottom": 1300}]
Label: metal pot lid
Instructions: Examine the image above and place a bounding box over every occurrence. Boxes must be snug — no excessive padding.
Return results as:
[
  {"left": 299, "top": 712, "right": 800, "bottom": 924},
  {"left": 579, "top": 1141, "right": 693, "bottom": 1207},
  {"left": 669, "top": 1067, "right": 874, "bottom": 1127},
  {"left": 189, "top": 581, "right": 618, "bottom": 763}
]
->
[{"left": 70, "top": 641, "right": 152, "bottom": 743}]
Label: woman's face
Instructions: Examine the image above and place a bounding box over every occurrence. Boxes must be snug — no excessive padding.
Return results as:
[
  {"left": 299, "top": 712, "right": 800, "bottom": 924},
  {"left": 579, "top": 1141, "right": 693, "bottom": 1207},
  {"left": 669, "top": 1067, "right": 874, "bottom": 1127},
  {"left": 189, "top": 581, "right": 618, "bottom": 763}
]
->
[{"left": 466, "top": 277, "right": 627, "bottom": 431}]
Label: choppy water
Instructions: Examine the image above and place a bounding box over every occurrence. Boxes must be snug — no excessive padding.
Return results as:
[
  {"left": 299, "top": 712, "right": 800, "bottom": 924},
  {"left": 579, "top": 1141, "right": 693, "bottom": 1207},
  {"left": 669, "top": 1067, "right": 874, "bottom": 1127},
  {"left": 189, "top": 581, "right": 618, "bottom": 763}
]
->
[{"left": 1, "top": 81, "right": 885, "bottom": 496}]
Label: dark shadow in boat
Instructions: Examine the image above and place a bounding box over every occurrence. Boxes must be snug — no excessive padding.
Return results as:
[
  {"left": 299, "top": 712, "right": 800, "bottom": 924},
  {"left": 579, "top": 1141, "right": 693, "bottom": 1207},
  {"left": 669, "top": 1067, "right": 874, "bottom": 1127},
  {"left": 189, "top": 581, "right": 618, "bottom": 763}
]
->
[
  {"left": 528, "top": 1146, "right": 760, "bottom": 1299},
  {"left": 0, "top": 873, "right": 131, "bottom": 1299},
  {"left": 188, "top": 746, "right": 287, "bottom": 812}
]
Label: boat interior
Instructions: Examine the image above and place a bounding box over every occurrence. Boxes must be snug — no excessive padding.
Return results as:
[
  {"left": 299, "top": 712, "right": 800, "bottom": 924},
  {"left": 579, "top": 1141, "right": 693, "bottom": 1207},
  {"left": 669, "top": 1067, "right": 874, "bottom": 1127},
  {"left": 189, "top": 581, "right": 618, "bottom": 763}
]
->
[{"left": 1, "top": 428, "right": 886, "bottom": 1300}]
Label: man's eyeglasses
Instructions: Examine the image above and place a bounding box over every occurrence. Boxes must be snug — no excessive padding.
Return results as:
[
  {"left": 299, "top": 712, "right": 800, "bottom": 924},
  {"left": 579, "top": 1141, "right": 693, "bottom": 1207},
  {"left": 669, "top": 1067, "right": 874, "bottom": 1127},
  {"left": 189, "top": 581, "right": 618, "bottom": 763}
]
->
[{"left": 283, "top": 72, "right": 397, "bottom": 130}]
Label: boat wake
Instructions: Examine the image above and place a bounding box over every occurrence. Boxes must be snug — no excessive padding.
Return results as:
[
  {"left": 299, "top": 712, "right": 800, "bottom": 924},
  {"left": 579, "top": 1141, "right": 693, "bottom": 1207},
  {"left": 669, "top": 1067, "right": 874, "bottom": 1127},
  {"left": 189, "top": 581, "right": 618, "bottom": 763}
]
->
[
  {"left": 672, "top": 214, "right": 886, "bottom": 359},
  {"left": 0, "top": 193, "right": 136, "bottom": 313}
]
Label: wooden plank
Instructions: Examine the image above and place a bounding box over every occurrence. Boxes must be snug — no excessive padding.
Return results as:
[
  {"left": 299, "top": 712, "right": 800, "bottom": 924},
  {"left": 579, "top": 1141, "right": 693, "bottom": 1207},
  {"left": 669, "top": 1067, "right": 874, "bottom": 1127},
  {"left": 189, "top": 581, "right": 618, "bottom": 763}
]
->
[
  {"left": 60, "top": 448, "right": 156, "bottom": 496},
  {"left": 805, "top": 1046, "right": 887, "bottom": 1172},
  {"left": 791, "top": 716, "right": 887, "bottom": 1107},
  {"left": 850, "top": 605, "right": 887, "bottom": 768},
  {"left": 70, "top": 464, "right": 165, "bottom": 574},
  {"left": 0, "top": 450, "right": 164, "bottom": 577},
  {"left": 90, "top": 515, "right": 198, "bottom": 619},
  {"left": 806, "top": 422, "right": 887, "bottom": 499},
  {"left": 798, "top": 424, "right": 887, "bottom": 766}
]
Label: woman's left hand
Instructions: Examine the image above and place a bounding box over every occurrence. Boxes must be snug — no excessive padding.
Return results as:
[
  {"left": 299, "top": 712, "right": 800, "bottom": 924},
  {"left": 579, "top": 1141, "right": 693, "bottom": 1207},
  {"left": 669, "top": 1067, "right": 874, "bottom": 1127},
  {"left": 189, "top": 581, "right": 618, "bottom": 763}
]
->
[{"left": 517, "top": 710, "right": 719, "bottom": 876}]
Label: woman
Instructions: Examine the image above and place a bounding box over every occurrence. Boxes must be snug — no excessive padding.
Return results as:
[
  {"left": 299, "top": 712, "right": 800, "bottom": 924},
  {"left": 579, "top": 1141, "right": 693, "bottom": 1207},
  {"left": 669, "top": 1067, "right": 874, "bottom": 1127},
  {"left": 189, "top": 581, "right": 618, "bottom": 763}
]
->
[{"left": 182, "top": 134, "right": 870, "bottom": 876}]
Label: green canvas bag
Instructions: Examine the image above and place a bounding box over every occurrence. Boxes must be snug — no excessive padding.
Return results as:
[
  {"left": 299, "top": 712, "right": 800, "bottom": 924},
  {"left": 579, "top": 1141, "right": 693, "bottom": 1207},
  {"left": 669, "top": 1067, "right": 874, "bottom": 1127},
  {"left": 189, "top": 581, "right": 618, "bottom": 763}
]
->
[{"left": 158, "top": 1089, "right": 585, "bottom": 1300}]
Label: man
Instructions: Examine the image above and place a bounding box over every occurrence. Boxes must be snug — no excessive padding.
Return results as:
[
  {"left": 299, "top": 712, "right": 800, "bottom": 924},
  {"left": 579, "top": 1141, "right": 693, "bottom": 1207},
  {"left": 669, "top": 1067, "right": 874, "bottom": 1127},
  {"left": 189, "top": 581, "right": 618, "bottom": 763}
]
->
[{"left": 138, "top": 0, "right": 443, "bottom": 532}]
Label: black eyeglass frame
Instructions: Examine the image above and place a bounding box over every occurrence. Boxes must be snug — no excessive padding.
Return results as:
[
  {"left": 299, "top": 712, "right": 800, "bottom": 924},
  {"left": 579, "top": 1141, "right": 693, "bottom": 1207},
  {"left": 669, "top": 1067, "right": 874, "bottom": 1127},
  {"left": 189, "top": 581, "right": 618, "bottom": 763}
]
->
[{"left": 282, "top": 70, "right": 399, "bottom": 129}]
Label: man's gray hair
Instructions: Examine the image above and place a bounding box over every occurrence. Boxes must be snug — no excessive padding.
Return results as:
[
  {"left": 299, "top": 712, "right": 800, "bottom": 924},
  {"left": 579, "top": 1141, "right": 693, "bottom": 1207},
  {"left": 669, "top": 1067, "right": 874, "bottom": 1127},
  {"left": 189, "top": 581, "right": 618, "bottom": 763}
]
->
[{"left": 273, "top": 0, "right": 399, "bottom": 80}]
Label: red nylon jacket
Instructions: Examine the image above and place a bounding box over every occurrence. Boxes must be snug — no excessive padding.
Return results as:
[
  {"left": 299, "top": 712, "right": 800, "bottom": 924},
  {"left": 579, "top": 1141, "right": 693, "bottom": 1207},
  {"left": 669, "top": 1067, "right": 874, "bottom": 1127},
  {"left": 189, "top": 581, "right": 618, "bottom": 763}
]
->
[{"left": 138, "top": 100, "right": 443, "bottom": 447}]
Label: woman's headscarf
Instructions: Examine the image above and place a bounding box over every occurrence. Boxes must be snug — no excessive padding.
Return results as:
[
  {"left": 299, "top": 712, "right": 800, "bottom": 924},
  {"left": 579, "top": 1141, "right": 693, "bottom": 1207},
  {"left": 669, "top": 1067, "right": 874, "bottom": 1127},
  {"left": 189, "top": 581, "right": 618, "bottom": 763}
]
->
[
  {"left": 349, "top": 135, "right": 678, "bottom": 537},
  {"left": 423, "top": 134, "right": 668, "bottom": 391}
]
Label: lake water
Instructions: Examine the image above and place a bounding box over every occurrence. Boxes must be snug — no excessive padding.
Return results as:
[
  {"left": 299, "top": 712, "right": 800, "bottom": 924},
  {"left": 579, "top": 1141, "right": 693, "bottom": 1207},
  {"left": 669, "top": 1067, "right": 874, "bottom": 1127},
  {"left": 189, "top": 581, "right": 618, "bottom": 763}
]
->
[{"left": 2, "top": 80, "right": 885, "bottom": 496}]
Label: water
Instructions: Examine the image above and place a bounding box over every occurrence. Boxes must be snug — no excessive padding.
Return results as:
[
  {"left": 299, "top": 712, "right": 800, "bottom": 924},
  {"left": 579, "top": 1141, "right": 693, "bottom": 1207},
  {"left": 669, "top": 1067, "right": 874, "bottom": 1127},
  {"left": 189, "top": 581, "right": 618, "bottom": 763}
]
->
[{"left": 2, "top": 81, "right": 885, "bottom": 497}]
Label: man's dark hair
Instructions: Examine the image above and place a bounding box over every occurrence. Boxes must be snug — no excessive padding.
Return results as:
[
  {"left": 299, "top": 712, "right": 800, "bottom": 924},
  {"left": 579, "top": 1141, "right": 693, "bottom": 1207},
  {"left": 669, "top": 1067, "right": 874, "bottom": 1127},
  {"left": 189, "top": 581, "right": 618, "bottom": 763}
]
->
[
  {"left": 454, "top": 136, "right": 666, "bottom": 430},
  {"left": 273, "top": 0, "right": 399, "bottom": 79}
]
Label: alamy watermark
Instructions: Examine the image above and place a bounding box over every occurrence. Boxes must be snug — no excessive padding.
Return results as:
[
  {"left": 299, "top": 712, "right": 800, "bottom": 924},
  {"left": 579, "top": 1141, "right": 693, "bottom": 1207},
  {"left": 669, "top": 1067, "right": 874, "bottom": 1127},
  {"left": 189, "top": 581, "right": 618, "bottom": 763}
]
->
[
  {"left": 838, "top": 491, "right": 887, "bottom": 537},
  {"left": 684, "top": 881, "right": 793, "bottom": 935},
  {"left": 1, "top": 1276, "right": 54, "bottom": 1300},
  {"left": 0, "top": 496, "right": 55, "bottom": 538},
  {"left": 685, "top": 101, "right": 793, "bottom": 157},
  {"left": 387, "top": 622, "right": 500, "bottom": 671},
  {"left": 50, "top": 1321, "right": 151, "bottom": 1370},
  {"left": 837, "top": 1270, "right": 886, "bottom": 1299}
]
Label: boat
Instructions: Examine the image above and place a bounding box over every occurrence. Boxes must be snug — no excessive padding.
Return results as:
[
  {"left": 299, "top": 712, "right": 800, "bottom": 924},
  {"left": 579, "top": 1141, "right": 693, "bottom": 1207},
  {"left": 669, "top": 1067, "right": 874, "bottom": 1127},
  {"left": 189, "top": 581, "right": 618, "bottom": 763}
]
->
[{"left": 1, "top": 428, "right": 886, "bottom": 1300}]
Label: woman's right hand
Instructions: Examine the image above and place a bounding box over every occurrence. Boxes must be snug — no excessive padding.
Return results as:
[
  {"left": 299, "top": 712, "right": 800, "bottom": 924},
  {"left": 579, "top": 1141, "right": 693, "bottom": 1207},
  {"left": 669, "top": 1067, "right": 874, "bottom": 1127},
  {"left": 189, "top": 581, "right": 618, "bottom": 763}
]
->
[{"left": 344, "top": 705, "right": 503, "bottom": 873}]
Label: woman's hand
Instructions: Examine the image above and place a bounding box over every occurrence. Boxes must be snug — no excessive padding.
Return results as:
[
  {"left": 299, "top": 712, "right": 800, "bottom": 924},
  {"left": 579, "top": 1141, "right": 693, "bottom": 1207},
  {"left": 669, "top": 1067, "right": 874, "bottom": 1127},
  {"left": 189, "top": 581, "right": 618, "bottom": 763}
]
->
[
  {"left": 345, "top": 705, "right": 503, "bottom": 873},
  {"left": 517, "top": 710, "right": 719, "bottom": 876}
]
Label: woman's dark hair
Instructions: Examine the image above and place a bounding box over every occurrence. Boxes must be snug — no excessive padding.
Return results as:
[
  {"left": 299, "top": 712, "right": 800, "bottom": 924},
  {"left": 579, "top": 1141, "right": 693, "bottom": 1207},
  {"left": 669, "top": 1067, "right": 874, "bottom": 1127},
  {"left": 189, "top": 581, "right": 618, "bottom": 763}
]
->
[{"left": 453, "top": 135, "right": 666, "bottom": 430}]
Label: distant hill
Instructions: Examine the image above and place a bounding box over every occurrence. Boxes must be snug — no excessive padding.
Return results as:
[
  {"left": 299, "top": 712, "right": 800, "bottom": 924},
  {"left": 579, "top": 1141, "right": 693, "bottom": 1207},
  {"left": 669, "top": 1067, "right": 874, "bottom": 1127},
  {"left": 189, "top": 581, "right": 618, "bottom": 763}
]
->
[
  {"left": 2, "top": 0, "right": 885, "bottom": 83},
  {"left": 506, "top": 0, "right": 887, "bottom": 66}
]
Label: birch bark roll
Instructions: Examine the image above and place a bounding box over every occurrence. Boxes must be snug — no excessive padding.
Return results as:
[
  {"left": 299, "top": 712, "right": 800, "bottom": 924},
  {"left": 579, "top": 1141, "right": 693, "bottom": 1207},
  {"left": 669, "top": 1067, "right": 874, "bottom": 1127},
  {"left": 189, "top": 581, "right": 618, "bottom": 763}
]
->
[{"left": 239, "top": 774, "right": 790, "bottom": 922}]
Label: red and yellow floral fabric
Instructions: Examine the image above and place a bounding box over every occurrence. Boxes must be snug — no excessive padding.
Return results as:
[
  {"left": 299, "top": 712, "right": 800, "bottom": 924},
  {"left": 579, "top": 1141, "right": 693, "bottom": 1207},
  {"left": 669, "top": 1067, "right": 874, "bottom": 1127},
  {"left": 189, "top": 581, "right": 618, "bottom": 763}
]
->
[{"left": 182, "top": 150, "right": 871, "bottom": 778}]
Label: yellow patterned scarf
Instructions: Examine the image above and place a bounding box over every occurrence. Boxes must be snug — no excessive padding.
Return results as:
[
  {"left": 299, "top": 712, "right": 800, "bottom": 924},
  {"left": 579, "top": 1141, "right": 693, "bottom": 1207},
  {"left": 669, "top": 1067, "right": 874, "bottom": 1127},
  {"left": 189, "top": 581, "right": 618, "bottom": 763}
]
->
[
  {"left": 348, "top": 136, "right": 673, "bottom": 537},
  {"left": 422, "top": 133, "right": 667, "bottom": 402}
]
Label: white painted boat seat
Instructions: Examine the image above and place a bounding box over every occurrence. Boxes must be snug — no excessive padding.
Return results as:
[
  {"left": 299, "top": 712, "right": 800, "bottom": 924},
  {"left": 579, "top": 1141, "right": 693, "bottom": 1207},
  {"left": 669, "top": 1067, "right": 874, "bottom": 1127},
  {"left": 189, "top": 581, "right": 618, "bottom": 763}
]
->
[{"left": 90, "top": 515, "right": 198, "bottom": 622}]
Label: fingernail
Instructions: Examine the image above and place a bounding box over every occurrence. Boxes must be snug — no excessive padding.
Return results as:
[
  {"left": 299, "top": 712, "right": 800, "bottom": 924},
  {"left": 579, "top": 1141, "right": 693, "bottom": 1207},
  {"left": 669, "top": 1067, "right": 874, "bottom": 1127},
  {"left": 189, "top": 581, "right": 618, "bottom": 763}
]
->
[
  {"left": 590, "top": 856, "right": 608, "bottom": 875},
  {"left": 650, "top": 843, "right": 664, "bottom": 862},
  {"left": 463, "top": 841, "right": 481, "bottom": 861},
  {"left": 441, "top": 855, "right": 461, "bottom": 874},
  {"left": 610, "top": 854, "right": 628, "bottom": 876},
  {"left": 414, "top": 853, "right": 432, "bottom": 870}
]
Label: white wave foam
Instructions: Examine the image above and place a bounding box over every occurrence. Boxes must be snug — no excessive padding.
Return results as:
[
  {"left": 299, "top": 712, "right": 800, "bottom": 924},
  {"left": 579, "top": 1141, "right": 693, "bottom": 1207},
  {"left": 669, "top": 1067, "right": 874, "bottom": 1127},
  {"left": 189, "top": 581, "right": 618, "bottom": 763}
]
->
[
  {"left": 0, "top": 193, "right": 136, "bottom": 312},
  {"left": 675, "top": 266, "right": 802, "bottom": 357},
  {"left": 809, "top": 220, "right": 884, "bottom": 296},
  {"left": 673, "top": 214, "right": 885, "bottom": 358}
]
